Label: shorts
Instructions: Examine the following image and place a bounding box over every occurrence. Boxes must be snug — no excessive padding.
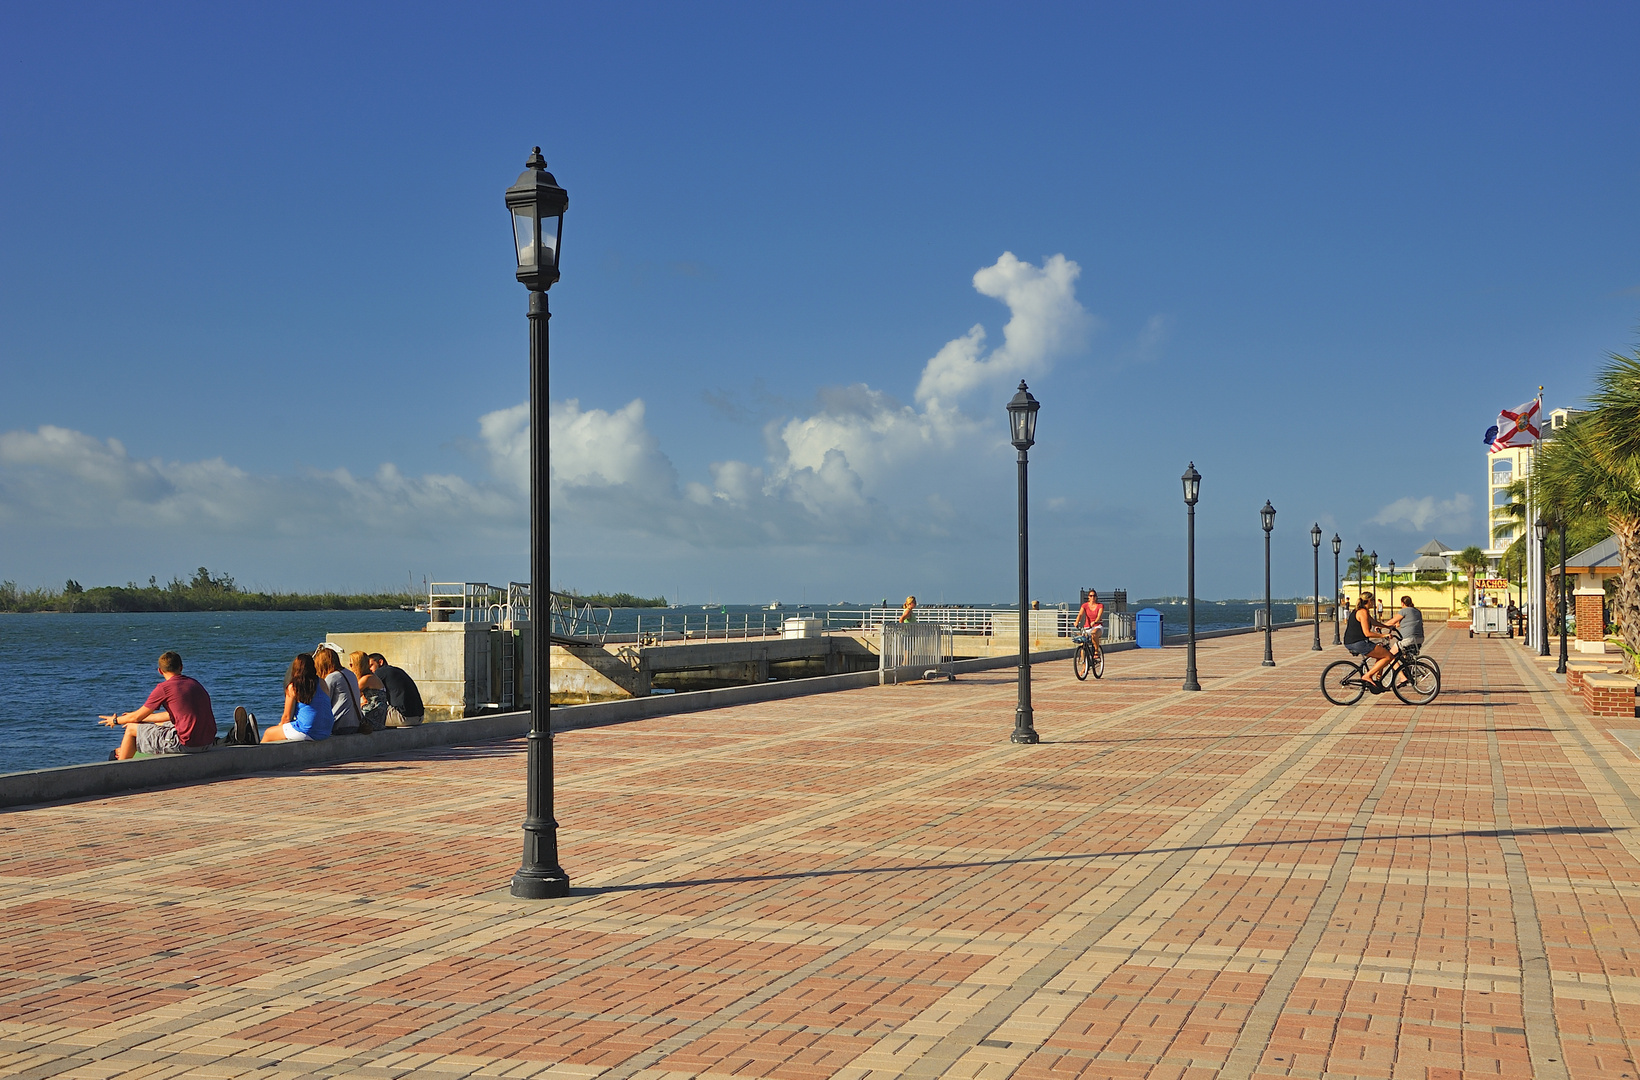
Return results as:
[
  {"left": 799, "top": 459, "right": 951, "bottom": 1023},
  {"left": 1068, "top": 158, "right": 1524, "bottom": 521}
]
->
[
  {"left": 280, "top": 723, "right": 314, "bottom": 742},
  {"left": 134, "top": 722, "right": 209, "bottom": 755},
  {"left": 1345, "top": 639, "right": 1377, "bottom": 657}
]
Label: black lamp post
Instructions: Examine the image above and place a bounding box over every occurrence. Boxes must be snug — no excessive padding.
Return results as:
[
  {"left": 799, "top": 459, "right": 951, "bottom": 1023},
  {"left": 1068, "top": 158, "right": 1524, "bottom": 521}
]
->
[
  {"left": 1007, "top": 382, "right": 1041, "bottom": 744},
  {"left": 1261, "top": 501, "right": 1276, "bottom": 667},
  {"left": 1388, "top": 558, "right": 1396, "bottom": 607},
  {"left": 1557, "top": 518, "right": 1569, "bottom": 674},
  {"left": 1355, "top": 544, "right": 1364, "bottom": 608},
  {"left": 1370, "top": 551, "right": 1378, "bottom": 614},
  {"left": 1310, "top": 524, "right": 1323, "bottom": 651},
  {"left": 507, "top": 148, "right": 570, "bottom": 900},
  {"left": 1331, "top": 534, "right": 1342, "bottom": 645},
  {"left": 1535, "top": 518, "right": 1550, "bottom": 657},
  {"left": 1182, "top": 463, "right": 1201, "bottom": 691}
]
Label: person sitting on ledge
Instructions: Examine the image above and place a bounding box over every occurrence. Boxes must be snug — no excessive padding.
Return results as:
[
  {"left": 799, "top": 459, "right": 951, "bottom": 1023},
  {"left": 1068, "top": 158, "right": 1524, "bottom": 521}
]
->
[
  {"left": 348, "top": 650, "right": 388, "bottom": 732},
  {"left": 261, "top": 653, "right": 333, "bottom": 743},
  {"left": 314, "top": 644, "right": 362, "bottom": 735},
  {"left": 99, "top": 651, "right": 216, "bottom": 759},
  {"left": 368, "top": 652, "right": 424, "bottom": 726}
]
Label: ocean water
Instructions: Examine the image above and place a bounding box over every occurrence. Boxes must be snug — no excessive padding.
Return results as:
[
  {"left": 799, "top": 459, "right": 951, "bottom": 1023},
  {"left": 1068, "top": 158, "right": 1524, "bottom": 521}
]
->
[
  {"left": 1, "top": 601, "right": 1302, "bottom": 775},
  {"left": 0, "top": 609, "right": 425, "bottom": 775}
]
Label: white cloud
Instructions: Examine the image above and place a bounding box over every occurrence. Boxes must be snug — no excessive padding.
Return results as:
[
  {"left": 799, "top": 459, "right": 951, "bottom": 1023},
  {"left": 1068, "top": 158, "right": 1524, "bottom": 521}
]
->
[
  {"left": 0, "top": 252, "right": 1096, "bottom": 584},
  {"left": 914, "top": 253, "right": 1095, "bottom": 406},
  {"left": 1371, "top": 492, "right": 1474, "bottom": 532},
  {"left": 0, "top": 424, "right": 519, "bottom": 539}
]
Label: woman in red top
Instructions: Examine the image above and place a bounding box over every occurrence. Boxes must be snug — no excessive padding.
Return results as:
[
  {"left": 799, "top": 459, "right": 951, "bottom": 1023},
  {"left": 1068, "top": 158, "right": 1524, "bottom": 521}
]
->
[{"left": 1077, "top": 589, "right": 1105, "bottom": 652}]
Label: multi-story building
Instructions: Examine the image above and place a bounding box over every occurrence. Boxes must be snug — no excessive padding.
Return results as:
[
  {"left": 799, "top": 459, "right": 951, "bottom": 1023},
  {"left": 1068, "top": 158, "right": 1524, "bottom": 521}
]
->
[{"left": 1485, "top": 444, "right": 1531, "bottom": 562}]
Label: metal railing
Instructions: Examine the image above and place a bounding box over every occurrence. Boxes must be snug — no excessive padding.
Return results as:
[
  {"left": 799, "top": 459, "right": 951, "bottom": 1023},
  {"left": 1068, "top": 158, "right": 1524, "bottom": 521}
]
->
[
  {"left": 822, "top": 606, "right": 1134, "bottom": 643},
  {"left": 880, "top": 623, "right": 950, "bottom": 684},
  {"left": 626, "top": 611, "right": 792, "bottom": 644},
  {"left": 430, "top": 581, "right": 535, "bottom": 625}
]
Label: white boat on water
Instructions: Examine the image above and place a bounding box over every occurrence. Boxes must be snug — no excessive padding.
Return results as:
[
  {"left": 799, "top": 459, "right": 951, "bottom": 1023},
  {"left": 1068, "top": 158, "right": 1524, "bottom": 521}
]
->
[{"left": 767, "top": 600, "right": 782, "bottom": 610}]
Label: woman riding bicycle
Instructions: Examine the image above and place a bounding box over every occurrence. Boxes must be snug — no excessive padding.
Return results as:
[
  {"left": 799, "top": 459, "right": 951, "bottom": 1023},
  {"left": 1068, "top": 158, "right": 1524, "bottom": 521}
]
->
[
  {"left": 1076, "top": 589, "right": 1105, "bottom": 652},
  {"left": 1343, "top": 592, "right": 1393, "bottom": 689}
]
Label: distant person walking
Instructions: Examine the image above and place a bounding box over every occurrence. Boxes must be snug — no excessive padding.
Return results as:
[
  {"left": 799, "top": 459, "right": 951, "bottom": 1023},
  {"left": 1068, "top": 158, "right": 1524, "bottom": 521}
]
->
[
  {"left": 899, "top": 596, "right": 917, "bottom": 623},
  {"left": 368, "top": 653, "right": 425, "bottom": 726},
  {"left": 261, "top": 653, "right": 334, "bottom": 743},
  {"left": 99, "top": 651, "right": 216, "bottom": 759}
]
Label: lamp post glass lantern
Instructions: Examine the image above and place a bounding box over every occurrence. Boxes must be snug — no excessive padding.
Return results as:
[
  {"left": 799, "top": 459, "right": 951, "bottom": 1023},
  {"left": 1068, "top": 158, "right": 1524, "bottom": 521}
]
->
[
  {"left": 1182, "top": 463, "right": 1201, "bottom": 691},
  {"left": 1007, "top": 382, "right": 1040, "bottom": 743},
  {"left": 1310, "top": 524, "right": 1323, "bottom": 651},
  {"left": 508, "top": 147, "right": 570, "bottom": 900},
  {"left": 1261, "top": 501, "right": 1276, "bottom": 667},
  {"left": 1331, "top": 534, "right": 1342, "bottom": 644}
]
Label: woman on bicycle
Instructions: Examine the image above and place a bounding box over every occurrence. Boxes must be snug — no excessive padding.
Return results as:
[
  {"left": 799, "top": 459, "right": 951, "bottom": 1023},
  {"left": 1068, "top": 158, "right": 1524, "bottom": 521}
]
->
[
  {"left": 1076, "top": 589, "right": 1105, "bottom": 652},
  {"left": 1343, "top": 593, "right": 1393, "bottom": 689}
]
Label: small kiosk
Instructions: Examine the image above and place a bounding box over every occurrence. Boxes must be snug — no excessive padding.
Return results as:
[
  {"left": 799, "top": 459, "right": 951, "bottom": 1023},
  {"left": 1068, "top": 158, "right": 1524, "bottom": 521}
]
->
[{"left": 1469, "top": 578, "right": 1512, "bottom": 638}]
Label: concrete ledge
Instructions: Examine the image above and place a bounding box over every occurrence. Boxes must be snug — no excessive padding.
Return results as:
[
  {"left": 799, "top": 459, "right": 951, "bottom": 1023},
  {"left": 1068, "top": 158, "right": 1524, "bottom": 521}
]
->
[
  {"left": 0, "top": 712, "right": 532, "bottom": 811},
  {"left": 550, "top": 643, "right": 1108, "bottom": 733}
]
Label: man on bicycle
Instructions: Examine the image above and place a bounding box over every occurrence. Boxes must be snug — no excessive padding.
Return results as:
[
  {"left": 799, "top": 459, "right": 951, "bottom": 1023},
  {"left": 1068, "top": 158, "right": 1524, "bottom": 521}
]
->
[
  {"left": 1076, "top": 589, "right": 1105, "bottom": 653},
  {"left": 1385, "top": 596, "right": 1424, "bottom": 656}
]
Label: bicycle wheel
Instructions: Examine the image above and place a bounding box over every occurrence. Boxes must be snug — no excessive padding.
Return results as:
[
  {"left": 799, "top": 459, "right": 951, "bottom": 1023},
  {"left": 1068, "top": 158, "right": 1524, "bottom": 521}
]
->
[
  {"left": 1074, "top": 645, "right": 1090, "bottom": 681},
  {"left": 1322, "top": 660, "right": 1366, "bottom": 705},
  {"left": 1091, "top": 647, "right": 1105, "bottom": 679},
  {"left": 1393, "top": 659, "right": 1440, "bottom": 705}
]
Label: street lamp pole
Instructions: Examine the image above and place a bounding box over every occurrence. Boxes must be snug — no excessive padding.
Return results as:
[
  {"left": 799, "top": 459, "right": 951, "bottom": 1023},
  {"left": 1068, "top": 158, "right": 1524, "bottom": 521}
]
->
[
  {"left": 1331, "top": 535, "right": 1342, "bottom": 645},
  {"left": 1182, "top": 463, "right": 1201, "bottom": 691},
  {"left": 1370, "top": 551, "right": 1378, "bottom": 615},
  {"left": 1008, "top": 382, "right": 1041, "bottom": 744},
  {"left": 1310, "top": 524, "right": 1323, "bottom": 651},
  {"left": 1535, "top": 518, "right": 1551, "bottom": 658},
  {"left": 1355, "top": 545, "right": 1364, "bottom": 610},
  {"left": 1261, "top": 501, "right": 1276, "bottom": 667},
  {"left": 507, "top": 148, "right": 570, "bottom": 900},
  {"left": 1557, "top": 518, "right": 1569, "bottom": 674}
]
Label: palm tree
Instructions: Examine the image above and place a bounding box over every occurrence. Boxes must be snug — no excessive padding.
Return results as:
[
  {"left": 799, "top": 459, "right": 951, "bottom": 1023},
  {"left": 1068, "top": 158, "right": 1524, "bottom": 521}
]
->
[
  {"left": 1346, "top": 553, "right": 1374, "bottom": 593},
  {"left": 1534, "top": 356, "right": 1640, "bottom": 667},
  {"left": 1453, "top": 546, "right": 1489, "bottom": 612}
]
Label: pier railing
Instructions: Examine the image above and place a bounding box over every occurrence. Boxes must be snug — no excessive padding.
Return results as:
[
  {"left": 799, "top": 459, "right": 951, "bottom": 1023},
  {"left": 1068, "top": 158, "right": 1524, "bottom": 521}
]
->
[
  {"left": 602, "top": 607, "right": 1135, "bottom": 645},
  {"left": 430, "top": 582, "right": 533, "bottom": 624}
]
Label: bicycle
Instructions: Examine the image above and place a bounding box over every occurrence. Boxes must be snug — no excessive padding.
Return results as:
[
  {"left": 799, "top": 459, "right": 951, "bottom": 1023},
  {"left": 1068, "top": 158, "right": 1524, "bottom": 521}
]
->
[
  {"left": 1321, "top": 631, "right": 1439, "bottom": 706},
  {"left": 1072, "top": 629, "right": 1105, "bottom": 680}
]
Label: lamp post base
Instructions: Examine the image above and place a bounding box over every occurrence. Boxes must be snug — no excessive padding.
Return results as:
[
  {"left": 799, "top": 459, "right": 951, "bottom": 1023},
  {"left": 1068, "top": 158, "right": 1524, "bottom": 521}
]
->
[
  {"left": 510, "top": 866, "right": 570, "bottom": 899},
  {"left": 1182, "top": 677, "right": 1200, "bottom": 692},
  {"left": 1010, "top": 710, "right": 1040, "bottom": 744}
]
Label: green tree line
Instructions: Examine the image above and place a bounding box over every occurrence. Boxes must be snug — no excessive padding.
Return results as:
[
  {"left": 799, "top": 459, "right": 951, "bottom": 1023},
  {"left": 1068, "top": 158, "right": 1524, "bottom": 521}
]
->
[{"left": 0, "top": 567, "right": 415, "bottom": 613}]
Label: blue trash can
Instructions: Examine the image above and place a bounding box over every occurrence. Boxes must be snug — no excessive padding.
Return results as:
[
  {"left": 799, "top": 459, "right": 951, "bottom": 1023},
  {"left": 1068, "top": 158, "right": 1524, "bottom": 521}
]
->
[{"left": 1135, "top": 607, "right": 1163, "bottom": 649}]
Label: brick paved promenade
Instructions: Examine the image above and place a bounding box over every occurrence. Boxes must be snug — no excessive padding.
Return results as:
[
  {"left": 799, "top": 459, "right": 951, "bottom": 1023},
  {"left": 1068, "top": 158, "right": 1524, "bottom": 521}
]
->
[{"left": 4, "top": 625, "right": 1639, "bottom": 1079}]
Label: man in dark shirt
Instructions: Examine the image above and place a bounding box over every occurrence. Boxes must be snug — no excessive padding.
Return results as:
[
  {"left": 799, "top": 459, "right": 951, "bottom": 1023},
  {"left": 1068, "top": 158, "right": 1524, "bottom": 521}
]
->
[
  {"left": 367, "top": 653, "right": 424, "bottom": 726},
  {"left": 100, "top": 651, "right": 216, "bottom": 758}
]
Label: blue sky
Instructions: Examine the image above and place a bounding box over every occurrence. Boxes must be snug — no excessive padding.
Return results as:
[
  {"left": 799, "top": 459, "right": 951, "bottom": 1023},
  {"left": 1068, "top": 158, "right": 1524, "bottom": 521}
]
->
[{"left": 1, "top": 3, "right": 1636, "bottom": 602}]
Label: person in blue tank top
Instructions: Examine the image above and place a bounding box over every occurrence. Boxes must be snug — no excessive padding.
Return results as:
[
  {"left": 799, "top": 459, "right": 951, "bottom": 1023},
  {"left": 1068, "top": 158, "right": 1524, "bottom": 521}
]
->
[{"left": 261, "top": 653, "right": 334, "bottom": 742}]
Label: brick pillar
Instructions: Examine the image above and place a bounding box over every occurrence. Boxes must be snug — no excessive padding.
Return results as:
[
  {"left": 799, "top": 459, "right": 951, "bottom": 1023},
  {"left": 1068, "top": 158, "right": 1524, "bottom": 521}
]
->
[{"left": 1575, "top": 590, "right": 1606, "bottom": 643}]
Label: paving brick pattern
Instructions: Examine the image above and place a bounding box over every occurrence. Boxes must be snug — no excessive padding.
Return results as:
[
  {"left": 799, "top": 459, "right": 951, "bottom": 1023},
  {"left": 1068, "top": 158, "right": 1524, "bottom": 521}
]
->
[{"left": 4, "top": 628, "right": 1640, "bottom": 1078}]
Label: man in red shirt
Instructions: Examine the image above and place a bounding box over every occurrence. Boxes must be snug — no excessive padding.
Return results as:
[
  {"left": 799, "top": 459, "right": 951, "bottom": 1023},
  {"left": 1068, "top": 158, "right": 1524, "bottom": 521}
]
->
[
  {"left": 1076, "top": 589, "right": 1105, "bottom": 653},
  {"left": 100, "top": 651, "right": 216, "bottom": 759}
]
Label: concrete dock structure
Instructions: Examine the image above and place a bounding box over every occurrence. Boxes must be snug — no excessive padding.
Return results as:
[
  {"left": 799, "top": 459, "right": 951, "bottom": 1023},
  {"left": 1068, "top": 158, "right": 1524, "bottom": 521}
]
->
[{"left": 4, "top": 626, "right": 1639, "bottom": 1078}]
